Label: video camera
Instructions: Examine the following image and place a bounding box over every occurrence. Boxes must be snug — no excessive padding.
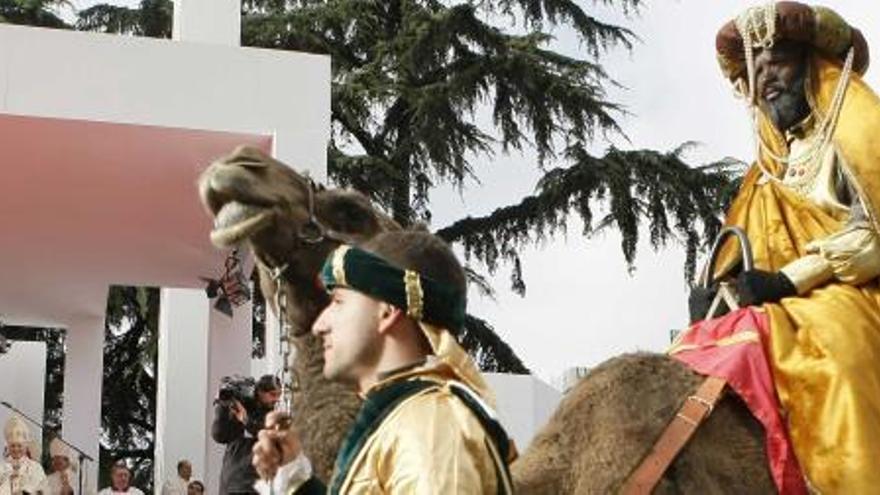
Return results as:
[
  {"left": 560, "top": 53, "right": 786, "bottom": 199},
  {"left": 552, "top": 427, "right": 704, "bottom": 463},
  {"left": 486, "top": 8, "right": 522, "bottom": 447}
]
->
[{"left": 215, "top": 375, "right": 258, "bottom": 412}]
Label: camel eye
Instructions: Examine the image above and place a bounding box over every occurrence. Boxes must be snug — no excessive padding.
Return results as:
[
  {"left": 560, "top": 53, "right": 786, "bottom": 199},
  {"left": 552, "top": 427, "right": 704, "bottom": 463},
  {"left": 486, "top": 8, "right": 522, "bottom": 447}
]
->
[{"left": 238, "top": 159, "right": 268, "bottom": 170}]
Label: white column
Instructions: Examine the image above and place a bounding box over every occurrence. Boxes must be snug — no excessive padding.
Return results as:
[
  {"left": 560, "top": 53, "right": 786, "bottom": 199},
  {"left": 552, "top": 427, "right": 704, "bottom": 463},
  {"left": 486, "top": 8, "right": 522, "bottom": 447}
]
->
[
  {"left": 155, "top": 289, "right": 211, "bottom": 490},
  {"left": 62, "top": 314, "right": 107, "bottom": 495},
  {"left": 173, "top": 0, "right": 241, "bottom": 46},
  {"left": 203, "top": 299, "right": 253, "bottom": 494}
]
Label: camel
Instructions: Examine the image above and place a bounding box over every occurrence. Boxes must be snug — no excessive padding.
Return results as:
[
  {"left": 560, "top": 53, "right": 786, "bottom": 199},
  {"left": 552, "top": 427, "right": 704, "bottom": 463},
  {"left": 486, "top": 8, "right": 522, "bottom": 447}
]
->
[{"left": 198, "top": 146, "right": 775, "bottom": 493}]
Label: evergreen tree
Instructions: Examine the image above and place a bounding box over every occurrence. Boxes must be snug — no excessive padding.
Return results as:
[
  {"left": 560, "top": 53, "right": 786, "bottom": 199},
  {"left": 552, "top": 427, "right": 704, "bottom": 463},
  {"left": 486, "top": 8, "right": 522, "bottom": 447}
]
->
[
  {"left": 98, "top": 286, "right": 159, "bottom": 492},
  {"left": 76, "top": 0, "right": 170, "bottom": 37},
  {"left": 238, "top": 0, "right": 736, "bottom": 362},
  {"left": 0, "top": 0, "right": 69, "bottom": 28}
]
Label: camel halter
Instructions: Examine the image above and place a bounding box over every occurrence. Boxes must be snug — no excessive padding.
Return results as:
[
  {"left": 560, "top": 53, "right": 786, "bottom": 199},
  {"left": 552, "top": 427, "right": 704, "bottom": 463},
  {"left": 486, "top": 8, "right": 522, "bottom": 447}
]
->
[
  {"left": 298, "top": 174, "right": 326, "bottom": 244},
  {"left": 256, "top": 173, "right": 361, "bottom": 414},
  {"left": 297, "top": 172, "right": 360, "bottom": 246}
]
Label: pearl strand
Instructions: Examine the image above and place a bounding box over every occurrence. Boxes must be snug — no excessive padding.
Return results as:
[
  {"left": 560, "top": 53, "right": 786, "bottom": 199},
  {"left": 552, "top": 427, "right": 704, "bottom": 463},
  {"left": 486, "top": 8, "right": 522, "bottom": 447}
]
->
[{"left": 734, "top": 2, "right": 854, "bottom": 186}]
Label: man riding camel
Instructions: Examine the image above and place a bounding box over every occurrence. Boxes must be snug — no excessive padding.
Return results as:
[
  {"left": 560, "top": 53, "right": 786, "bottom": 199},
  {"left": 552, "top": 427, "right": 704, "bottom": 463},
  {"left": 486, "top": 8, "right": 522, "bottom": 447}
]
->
[{"left": 693, "top": 1, "right": 880, "bottom": 491}]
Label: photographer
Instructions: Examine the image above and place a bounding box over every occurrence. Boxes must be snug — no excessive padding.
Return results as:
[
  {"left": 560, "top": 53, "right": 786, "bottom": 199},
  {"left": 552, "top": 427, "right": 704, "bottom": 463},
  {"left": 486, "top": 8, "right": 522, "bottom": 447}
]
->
[{"left": 211, "top": 375, "right": 280, "bottom": 494}]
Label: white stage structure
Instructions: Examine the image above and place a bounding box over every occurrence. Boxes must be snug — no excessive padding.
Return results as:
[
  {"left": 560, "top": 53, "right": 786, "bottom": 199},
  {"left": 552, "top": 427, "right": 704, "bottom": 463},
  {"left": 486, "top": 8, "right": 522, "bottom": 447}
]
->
[{"left": 0, "top": 1, "right": 329, "bottom": 491}]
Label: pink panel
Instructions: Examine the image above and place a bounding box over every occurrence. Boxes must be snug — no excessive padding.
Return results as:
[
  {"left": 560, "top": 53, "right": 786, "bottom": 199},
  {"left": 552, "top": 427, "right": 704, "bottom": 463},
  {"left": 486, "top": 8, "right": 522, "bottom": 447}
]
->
[{"left": 0, "top": 113, "right": 273, "bottom": 321}]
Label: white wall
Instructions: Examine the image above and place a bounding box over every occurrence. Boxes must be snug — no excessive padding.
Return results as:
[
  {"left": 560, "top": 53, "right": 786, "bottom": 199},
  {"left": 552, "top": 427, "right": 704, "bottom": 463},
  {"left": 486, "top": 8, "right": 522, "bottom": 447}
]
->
[
  {"left": 173, "top": 0, "right": 240, "bottom": 47},
  {"left": 0, "top": 341, "right": 46, "bottom": 451},
  {"left": 485, "top": 373, "right": 561, "bottom": 451},
  {"left": 0, "top": 23, "right": 330, "bottom": 180}
]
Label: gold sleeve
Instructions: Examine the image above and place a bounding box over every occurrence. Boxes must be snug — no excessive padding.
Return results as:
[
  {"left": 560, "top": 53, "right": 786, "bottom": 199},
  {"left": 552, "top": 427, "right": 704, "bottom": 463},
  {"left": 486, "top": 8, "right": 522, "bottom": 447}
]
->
[
  {"left": 376, "top": 388, "right": 499, "bottom": 494},
  {"left": 806, "top": 221, "right": 880, "bottom": 286}
]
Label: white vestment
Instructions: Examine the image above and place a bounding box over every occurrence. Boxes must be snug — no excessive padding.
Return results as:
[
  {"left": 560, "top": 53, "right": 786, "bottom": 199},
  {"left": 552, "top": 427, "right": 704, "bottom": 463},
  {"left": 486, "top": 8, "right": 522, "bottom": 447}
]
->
[
  {"left": 37, "top": 470, "right": 78, "bottom": 495},
  {"left": 0, "top": 457, "right": 46, "bottom": 494}
]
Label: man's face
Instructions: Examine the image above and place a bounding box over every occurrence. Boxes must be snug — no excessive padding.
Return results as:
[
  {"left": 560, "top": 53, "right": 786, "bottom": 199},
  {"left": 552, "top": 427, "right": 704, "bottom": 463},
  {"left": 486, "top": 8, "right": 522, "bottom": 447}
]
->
[
  {"left": 754, "top": 40, "right": 811, "bottom": 132},
  {"left": 311, "top": 288, "right": 383, "bottom": 382},
  {"left": 256, "top": 388, "right": 281, "bottom": 409},
  {"left": 178, "top": 461, "right": 192, "bottom": 480},
  {"left": 111, "top": 467, "right": 131, "bottom": 490},
  {"left": 6, "top": 442, "right": 24, "bottom": 460},
  {"left": 51, "top": 455, "right": 70, "bottom": 473}
]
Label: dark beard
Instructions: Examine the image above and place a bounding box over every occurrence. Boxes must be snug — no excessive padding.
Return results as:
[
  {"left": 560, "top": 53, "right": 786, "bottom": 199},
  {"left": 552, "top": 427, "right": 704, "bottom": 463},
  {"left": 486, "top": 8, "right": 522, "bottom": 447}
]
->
[{"left": 762, "top": 73, "right": 810, "bottom": 132}]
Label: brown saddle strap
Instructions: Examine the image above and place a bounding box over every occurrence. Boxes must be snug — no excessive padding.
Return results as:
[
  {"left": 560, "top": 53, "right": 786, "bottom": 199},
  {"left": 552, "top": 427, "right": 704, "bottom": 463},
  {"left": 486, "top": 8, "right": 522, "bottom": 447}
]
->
[{"left": 620, "top": 375, "right": 727, "bottom": 495}]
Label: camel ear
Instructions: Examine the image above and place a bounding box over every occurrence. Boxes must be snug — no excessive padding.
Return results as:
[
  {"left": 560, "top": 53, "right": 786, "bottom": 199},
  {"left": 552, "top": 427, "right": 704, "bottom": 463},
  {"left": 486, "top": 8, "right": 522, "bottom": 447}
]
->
[
  {"left": 318, "top": 191, "right": 383, "bottom": 234},
  {"left": 217, "top": 145, "right": 299, "bottom": 171}
]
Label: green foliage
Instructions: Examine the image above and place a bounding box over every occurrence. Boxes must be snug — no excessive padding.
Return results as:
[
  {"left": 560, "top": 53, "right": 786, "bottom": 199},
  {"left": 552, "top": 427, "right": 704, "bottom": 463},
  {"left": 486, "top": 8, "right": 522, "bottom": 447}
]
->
[
  {"left": 460, "top": 315, "right": 528, "bottom": 373},
  {"left": 437, "top": 145, "right": 744, "bottom": 291},
  {"left": 98, "top": 286, "right": 159, "bottom": 492},
  {"left": 236, "top": 2, "right": 735, "bottom": 291},
  {"left": 241, "top": 1, "right": 645, "bottom": 227},
  {"left": 76, "top": 0, "right": 171, "bottom": 38},
  {"left": 0, "top": 0, "right": 69, "bottom": 28}
]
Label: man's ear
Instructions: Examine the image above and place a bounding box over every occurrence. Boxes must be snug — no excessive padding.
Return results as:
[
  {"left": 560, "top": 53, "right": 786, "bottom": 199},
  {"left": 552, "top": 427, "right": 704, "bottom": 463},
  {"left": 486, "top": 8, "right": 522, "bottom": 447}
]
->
[{"left": 377, "top": 302, "right": 405, "bottom": 334}]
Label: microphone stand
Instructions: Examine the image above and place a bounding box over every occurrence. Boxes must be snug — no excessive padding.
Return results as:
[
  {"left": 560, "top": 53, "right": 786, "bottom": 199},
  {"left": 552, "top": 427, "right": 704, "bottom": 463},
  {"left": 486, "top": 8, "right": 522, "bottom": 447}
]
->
[{"left": 1, "top": 400, "right": 93, "bottom": 495}]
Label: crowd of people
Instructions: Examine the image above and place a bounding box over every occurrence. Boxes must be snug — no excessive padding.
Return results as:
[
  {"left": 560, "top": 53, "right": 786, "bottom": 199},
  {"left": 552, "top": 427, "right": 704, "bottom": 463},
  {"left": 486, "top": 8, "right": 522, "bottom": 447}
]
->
[
  {"left": 0, "top": 414, "right": 204, "bottom": 495},
  {"left": 0, "top": 371, "right": 282, "bottom": 495}
]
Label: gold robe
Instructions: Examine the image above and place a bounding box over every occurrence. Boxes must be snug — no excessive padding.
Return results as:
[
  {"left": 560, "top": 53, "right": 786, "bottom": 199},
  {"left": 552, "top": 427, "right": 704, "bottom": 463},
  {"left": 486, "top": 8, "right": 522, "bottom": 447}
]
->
[
  {"left": 714, "top": 56, "right": 880, "bottom": 493},
  {"left": 331, "top": 365, "right": 510, "bottom": 494}
]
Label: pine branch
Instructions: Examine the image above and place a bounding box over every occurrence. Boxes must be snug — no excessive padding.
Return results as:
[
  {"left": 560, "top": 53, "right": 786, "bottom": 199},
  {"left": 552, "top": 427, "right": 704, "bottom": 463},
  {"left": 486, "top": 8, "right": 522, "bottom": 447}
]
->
[
  {"left": 0, "top": 0, "right": 69, "bottom": 28},
  {"left": 437, "top": 145, "right": 743, "bottom": 286},
  {"left": 488, "top": 0, "right": 641, "bottom": 55},
  {"left": 460, "top": 314, "right": 529, "bottom": 374},
  {"left": 76, "top": 0, "right": 171, "bottom": 38},
  {"left": 243, "top": 1, "right": 631, "bottom": 220}
]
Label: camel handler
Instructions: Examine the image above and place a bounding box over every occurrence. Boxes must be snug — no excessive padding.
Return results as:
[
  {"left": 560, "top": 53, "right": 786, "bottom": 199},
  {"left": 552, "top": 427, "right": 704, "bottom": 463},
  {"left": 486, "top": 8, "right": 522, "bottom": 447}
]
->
[
  {"left": 252, "top": 230, "right": 515, "bottom": 494},
  {"left": 690, "top": 2, "right": 880, "bottom": 491}
]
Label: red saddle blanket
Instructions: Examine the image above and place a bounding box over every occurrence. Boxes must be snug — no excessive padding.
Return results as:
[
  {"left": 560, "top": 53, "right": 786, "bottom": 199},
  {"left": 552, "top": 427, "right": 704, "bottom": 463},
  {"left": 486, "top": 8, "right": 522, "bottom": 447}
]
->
[{"left": 669, "top": 307, "right": 806, "bottom": 494}]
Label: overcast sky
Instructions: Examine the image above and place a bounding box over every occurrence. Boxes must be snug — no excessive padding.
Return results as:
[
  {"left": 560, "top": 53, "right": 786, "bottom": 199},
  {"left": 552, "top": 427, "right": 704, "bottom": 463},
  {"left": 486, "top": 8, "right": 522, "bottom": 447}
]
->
[{"left": 65, "top": 0, "right": 880, "bottom": 383}]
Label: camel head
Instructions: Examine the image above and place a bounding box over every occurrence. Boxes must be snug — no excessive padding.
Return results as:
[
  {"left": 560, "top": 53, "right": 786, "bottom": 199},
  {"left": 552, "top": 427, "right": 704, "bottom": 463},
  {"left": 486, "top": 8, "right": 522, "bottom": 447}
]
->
[{"left": 198, "top": 145, "right": 395, "bottom": 334}]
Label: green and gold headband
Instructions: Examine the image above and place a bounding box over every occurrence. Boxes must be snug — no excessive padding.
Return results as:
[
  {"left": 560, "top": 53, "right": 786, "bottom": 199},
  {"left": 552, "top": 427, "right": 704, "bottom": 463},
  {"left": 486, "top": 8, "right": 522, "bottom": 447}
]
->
[{"left": 319, "top": 245, "right": 467, "bottom": 331}]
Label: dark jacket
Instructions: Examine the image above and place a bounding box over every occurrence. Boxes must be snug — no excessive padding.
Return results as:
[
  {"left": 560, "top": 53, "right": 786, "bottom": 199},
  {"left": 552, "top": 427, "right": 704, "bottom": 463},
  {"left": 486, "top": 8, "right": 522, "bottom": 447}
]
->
[{"left": 211, "top": 403, "right": 268, "bottom": 494}]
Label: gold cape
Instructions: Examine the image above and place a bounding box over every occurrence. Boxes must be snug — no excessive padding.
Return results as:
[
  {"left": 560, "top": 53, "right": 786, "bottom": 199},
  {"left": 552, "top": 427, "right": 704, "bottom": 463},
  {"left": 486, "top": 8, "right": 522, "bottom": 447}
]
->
[
  {"left": 333, "top": 363, "right": 510, "bottom": 494},
  {"left": 713, "top": 56, "right": 880, "bottom": 492}
]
